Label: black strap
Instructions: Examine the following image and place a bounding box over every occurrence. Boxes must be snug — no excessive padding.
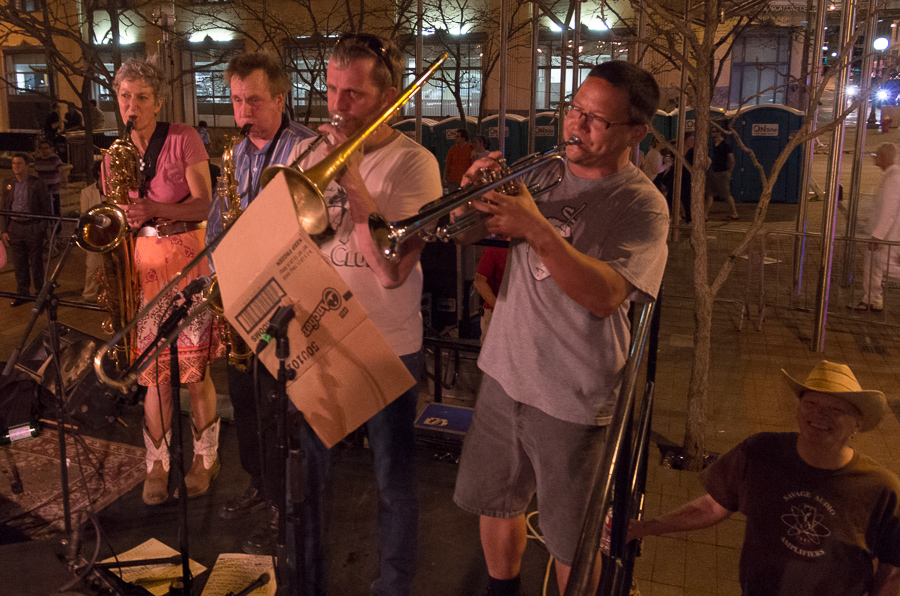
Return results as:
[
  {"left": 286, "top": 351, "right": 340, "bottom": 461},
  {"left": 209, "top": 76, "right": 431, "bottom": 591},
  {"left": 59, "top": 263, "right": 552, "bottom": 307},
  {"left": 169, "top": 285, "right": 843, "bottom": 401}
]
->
[
  {"left": 250, "top": 114, "right": 290, "bottom": 200},
  {"left": 139, "top": 122, "right": 171, "bottom": 198}
]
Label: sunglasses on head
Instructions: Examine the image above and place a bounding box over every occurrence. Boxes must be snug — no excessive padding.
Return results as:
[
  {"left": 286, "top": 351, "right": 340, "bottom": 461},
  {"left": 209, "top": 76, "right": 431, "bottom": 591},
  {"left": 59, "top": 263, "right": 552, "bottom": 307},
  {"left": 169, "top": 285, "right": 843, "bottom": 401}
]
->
[{"left": 335, "top": 32, "right": 395, "bottom": 82}]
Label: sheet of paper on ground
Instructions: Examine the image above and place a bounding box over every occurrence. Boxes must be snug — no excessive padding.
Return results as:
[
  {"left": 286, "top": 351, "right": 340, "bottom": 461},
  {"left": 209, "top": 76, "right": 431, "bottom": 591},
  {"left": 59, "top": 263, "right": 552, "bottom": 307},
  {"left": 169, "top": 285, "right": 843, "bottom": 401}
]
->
[
  {"left": 200, "top": 553, "right": 276, "bottom": 596},
  {"left": 100, "top": 537, "right": 206, "bottom": 596}
]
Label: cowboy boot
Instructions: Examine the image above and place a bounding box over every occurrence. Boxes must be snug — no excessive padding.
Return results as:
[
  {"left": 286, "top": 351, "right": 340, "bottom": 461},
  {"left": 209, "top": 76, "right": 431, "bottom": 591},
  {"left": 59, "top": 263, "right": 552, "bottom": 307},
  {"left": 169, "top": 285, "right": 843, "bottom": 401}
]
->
[
  {"left": 184, "top": 416, "right": 220, "bottom": 498},
  {"left": 143, "top": 426, "right": 171, "bottom": 506}
]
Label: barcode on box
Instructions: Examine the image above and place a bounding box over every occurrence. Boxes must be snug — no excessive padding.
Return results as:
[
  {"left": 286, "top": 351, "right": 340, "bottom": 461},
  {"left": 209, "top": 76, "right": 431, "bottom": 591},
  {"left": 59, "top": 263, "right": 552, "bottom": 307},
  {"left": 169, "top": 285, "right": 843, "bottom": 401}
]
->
[{"left": 237, "top": 278, "right": 287, "bottom": 333}]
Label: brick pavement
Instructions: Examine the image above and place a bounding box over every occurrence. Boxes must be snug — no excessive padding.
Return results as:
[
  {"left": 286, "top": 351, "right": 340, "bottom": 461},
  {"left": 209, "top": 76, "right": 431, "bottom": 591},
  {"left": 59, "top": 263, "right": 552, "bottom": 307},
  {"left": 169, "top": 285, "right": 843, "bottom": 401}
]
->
[{"left": 634, "top": 123, "right": 900, "bottom": 595}]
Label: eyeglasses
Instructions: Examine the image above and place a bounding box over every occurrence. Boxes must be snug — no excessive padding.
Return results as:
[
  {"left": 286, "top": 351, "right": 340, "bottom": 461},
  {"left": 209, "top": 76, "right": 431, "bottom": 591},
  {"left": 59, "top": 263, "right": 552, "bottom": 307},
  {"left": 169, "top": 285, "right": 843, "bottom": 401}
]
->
[
  {"left": 335, "top": 32, "right": 395, "bottom": 82},
  {"left": 564, "top": 103, "right": 636, "bottom": 130}
]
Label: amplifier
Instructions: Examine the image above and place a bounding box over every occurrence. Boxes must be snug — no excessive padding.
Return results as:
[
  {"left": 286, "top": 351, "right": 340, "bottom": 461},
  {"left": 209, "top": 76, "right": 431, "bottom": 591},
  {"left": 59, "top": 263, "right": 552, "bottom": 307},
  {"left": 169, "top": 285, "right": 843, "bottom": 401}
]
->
[{"left": 414, "top": 403, "right": 474, "bottom": 462}]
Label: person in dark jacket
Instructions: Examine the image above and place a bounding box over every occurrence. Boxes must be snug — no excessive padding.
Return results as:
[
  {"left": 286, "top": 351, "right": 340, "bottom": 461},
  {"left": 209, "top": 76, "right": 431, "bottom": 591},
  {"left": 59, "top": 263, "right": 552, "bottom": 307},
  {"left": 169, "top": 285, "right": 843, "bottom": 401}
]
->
[{"left": 1, "top": 153, "right": 51, "bottom": 306}]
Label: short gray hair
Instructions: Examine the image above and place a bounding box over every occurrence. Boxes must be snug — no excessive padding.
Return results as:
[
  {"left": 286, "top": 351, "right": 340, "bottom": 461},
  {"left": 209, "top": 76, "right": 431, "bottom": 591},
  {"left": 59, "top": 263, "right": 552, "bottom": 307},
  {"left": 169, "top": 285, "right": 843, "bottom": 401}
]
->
[{"left": 113, "top": 57, "right": 168, "bottom": 102}]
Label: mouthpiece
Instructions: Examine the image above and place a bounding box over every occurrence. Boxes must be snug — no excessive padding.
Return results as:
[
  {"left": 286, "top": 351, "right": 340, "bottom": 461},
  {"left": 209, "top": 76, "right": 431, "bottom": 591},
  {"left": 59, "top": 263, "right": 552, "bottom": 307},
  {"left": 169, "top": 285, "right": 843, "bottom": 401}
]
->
[
  {"left": 239, "top": 123, "right": 252, "bottom": 136},
  {"left": 124, "top": 116, "right": 136, "bottom": 136}
]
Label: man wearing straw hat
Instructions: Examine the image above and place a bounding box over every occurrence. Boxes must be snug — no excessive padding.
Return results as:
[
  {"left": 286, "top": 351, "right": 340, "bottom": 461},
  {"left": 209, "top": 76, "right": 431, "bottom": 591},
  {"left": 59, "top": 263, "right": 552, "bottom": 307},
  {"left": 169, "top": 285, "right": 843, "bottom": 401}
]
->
[{"left": 629, "top": 361, "right": 900, "bottom": 596}]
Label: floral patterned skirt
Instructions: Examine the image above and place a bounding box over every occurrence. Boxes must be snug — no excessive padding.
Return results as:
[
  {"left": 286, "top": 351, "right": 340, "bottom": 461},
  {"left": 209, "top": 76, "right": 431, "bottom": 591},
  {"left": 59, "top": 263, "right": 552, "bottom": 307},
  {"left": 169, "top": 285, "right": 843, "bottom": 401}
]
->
[{"left": 133, "top": 229, "right": 224, "bottom": 386}]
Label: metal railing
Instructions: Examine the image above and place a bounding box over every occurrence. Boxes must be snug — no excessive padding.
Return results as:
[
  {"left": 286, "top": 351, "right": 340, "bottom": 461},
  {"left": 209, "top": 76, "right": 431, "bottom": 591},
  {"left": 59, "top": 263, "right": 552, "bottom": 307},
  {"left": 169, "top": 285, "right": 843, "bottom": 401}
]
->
[
  {"left": 758, "top": 230, "right": 900, "bottom": 330},
  {"left": 566, "top": 295, "right": 662, "bottom": 596}
]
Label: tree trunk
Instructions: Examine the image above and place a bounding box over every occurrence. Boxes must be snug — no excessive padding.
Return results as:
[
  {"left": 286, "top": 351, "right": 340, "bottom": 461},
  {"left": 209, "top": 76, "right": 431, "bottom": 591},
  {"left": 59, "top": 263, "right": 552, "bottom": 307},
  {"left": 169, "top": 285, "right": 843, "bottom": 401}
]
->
[{"left": 682, "top": 1, "right": 718, "bottom": 471}]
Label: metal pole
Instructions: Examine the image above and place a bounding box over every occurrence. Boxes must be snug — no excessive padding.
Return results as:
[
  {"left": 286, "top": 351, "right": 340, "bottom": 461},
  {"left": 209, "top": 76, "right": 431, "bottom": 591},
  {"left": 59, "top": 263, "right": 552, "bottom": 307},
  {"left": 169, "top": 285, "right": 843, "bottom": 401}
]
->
[
  {"left": 841, "top": 0, "right": 878, "bottom": 285},
  {"left": 415, "top": 0, "right": 423, "bottom": 143},
  {"left": 573, "top": 0, "right": 581, "bottom": 91},
  {"left": 813, "top": 0, "right": 858, "bottom": 352},
  {"left": 633, "top": 0, "right": 648, "bottom": 165},
  {"left": 671, "top": 0, "right": 690, "bottom": 229},
  {"left": 560, "top": 5, "right": 569, "bottom": 112},
  {"left": 498, "top": 0, "right": 509, "bottom": 155},
  {"left": 529, "top": 3, "right": 539, "bottom": 153},
  {"left": 794, "top": 0, "right": 827, "bottom": 295}
]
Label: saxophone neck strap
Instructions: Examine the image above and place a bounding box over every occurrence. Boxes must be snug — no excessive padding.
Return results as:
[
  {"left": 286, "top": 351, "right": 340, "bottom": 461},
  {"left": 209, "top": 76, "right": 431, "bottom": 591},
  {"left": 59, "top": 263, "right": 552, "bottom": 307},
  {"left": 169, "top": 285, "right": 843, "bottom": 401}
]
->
[
  {"left": 250, "top": 113, "right": 290, "bottom": 201},
  {"left": 139, "top": 122, "right": 171, "bottom": 198}
]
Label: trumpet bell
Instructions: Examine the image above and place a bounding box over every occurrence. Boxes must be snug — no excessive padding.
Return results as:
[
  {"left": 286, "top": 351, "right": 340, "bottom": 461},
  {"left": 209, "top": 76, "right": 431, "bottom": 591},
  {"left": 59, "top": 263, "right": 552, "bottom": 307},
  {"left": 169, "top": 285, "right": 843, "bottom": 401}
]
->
[{"left": 75, "top": 203, "right": 129, "bottom": 253}]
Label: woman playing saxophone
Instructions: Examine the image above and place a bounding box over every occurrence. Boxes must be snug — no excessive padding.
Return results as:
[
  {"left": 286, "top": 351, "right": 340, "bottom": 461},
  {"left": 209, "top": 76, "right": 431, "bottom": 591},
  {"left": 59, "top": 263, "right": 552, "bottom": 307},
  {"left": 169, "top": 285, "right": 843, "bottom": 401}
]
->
[{"left": 111, "top": 57, "right": 222, "bottom": 506}]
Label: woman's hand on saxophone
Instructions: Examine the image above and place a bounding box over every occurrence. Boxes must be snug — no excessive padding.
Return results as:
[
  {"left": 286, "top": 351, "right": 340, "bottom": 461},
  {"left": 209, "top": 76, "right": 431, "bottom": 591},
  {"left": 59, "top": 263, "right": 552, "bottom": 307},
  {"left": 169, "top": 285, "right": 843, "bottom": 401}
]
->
[{"left": 121, "top": 198, "right": 158, "bottom": 228}]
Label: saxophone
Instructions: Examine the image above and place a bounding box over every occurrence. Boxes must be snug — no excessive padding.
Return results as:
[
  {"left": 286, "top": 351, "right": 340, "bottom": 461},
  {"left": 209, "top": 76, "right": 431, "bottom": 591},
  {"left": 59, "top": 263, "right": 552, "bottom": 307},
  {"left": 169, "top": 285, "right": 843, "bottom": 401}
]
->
[
  {"left": 207, "top": 124, "right": 253, "bottom": 371},
  {"left": 86, "top": 116, "right": 140, "bottom": 373}
]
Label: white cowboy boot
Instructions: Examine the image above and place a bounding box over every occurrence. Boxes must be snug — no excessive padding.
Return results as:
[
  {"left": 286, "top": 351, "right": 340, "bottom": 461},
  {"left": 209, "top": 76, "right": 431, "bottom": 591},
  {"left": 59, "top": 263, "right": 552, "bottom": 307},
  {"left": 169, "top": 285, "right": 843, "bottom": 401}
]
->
[
  {"left": 143, "top": 426, "right": 171, "bottom": 505},
  {"left": 184, "top": 416, "right": 220, "bottom": 498}
]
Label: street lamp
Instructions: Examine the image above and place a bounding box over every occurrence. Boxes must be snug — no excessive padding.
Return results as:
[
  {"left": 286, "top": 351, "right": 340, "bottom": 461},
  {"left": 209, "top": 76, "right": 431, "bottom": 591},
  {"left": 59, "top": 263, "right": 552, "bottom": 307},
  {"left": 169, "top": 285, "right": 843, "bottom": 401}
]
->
[{"left": 868, "top": 37, "right": 891, "bottom": 126}]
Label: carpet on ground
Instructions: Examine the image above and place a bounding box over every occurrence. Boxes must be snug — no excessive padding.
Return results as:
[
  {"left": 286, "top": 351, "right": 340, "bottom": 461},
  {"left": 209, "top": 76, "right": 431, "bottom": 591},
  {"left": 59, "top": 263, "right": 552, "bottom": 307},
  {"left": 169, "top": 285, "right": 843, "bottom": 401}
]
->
[{"left": 0, "top": 428, "right": 145, "bottom": 539}]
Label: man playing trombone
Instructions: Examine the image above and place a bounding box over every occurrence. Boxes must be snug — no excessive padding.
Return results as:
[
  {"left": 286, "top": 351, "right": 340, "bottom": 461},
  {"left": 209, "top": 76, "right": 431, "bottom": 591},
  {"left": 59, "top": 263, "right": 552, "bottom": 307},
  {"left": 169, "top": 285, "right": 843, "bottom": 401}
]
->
[
  {"left": 204, "top": 51, "right": 314, "bottom": 552},
  {"left": 286, "top": 32, "right": 442, "bottom": 596},
  {"left": 452, "top": 61, "right": 670, "bottom": 595}
]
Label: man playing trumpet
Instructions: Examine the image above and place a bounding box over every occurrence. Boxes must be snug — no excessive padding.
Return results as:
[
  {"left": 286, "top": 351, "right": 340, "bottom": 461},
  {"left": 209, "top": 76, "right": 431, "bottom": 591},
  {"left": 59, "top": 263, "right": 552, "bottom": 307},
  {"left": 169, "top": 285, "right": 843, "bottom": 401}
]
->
[{"left": 453, "top": 61, "right": 670, "bottom": 595}]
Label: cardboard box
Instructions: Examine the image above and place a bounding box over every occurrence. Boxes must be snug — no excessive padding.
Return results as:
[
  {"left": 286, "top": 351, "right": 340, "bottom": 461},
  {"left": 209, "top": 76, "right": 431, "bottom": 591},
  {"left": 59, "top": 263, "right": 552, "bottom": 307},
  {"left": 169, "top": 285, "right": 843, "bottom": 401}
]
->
[{"left": 213, "top": 173, "right": 415, "bottom": 447}]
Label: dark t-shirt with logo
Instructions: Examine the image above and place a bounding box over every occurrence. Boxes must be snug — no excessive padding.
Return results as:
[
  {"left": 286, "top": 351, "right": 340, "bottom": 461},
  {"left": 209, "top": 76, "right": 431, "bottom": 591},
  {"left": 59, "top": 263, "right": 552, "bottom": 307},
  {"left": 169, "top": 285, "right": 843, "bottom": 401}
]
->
[{"left": 703, "top": 432, "right": 900, "bottom": 596}]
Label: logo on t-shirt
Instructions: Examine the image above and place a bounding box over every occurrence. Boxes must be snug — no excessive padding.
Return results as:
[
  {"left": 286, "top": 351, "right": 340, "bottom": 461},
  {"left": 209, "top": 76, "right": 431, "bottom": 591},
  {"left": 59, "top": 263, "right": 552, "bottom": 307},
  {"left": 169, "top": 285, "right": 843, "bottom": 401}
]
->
[
  {"left": 779, "top": 491, "right": 834, "bottom": 558},
  {"left": 527, "top": 203, "right": 586, "bottom": 280},
  {"left": 324, "top": 187, "right": 368, "bottom": 269}
]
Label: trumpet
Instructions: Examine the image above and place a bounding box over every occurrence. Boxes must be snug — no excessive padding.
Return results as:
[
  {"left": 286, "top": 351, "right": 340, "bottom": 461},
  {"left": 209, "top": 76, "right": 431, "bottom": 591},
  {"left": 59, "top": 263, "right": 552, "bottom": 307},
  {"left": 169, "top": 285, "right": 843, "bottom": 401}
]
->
[
  {"left": 92, "top": 54, "right": 449, "bottom": 391},
  {"left": 368, "top": 136, "right": 580, "bottom": 263}
]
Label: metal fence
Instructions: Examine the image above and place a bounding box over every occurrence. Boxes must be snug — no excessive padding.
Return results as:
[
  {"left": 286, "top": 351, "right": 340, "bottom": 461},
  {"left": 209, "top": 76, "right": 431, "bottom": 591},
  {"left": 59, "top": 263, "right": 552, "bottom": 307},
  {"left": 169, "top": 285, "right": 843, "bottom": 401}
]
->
[{"left": 663, "top": 223, "right": 900, "bottom": 333}]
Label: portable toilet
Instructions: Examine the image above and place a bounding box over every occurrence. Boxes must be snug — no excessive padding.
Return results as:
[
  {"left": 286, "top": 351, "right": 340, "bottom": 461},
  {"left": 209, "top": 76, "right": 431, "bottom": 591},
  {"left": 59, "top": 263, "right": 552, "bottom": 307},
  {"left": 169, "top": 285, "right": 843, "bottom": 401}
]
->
[
  {"left": 534, "top": 111, "right": 561, "bottom": 155},
  {"left": 480, "top": 114, "right": 528, "bottom": 164},
  {"left": 730, "top": 105, "right": 804, "bottom": 204},
  {"left": 640, "top": 109, "right": 672, "bottom": 153},
  {"left": 393, "top": 118, "right": 439, "bottom": 158},
  {"left": 669, "top": 107, "right": 728, "bottom": 141}
]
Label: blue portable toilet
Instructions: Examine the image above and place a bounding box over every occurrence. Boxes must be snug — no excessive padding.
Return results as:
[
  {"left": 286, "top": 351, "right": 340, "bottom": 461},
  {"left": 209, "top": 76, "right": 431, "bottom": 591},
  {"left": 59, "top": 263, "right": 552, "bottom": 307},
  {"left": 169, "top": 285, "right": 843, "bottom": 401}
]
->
[
  {"left": 480, "top": 114, "right": 528, "bottom": 165},
  {"left": 669, "top": 107, "right": 727, "bottom": 141},
  {"left": 534, "top": 111, "right": 561, "bottom": 154},
  {"left": 435, "top": 116, "right": 478, "bottom": 175},
  {"left": 393, "top": 118, "right": 439, "bottom": 158},
  {"left": 640, "top": 109, "right": 672, "bottom": 153},
  {"left": 730, "top": 105, "right": 804, "bottom": 204}
]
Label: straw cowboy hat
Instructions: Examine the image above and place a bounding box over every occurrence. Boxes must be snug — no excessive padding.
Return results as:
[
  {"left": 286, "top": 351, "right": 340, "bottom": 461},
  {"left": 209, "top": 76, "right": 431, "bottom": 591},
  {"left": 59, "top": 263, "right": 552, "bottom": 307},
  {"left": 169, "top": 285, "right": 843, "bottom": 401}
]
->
[{"left": 782, "top": 360, "right": 887, "bottom": 432}]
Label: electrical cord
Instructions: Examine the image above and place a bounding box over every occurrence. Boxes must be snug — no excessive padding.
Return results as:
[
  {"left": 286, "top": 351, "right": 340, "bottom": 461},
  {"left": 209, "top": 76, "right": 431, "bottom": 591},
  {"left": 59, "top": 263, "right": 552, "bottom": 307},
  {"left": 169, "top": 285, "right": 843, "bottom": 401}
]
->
[{"left": 525, "top": 510, "right": 554, "bottom": 596}]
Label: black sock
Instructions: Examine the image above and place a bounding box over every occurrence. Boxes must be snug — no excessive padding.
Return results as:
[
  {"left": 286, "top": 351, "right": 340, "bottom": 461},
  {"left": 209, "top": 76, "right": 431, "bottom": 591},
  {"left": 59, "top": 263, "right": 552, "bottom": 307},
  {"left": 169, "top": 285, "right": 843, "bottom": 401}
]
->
[{"left": 488, "top": 575, "right": 521, "bottom": 596}]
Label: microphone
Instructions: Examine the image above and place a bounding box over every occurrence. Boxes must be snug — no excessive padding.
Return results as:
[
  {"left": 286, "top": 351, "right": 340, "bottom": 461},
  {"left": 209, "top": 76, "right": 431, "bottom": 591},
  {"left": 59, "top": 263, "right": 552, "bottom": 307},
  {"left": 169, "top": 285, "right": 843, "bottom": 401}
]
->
[
  {"left": 79, "top": 213, "right": 112, "bottom": 229},
  {"left": 177, "top": 276, "right": 212, "bottom": 301}
]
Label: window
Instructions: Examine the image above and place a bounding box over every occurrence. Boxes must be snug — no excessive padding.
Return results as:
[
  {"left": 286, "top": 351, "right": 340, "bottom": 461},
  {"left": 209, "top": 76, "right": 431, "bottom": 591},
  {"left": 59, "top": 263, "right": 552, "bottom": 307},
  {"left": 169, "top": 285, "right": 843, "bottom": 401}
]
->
[
  {"left": 185, "top": 41, "right": 243, "bottom": 127},
  {"left": 287, "top": 41, "right": 330, "bottom": 122},
  {"left": 91, "top": 46, "right": 144, "bottom": 111},
  {"left": 10, "top": 0, "right": 44, "bottom": 11},
  {"left": 5, "top": 52, "right": 50, "bottom": 96},
  {"left": 729, "top": 27, "right": 792, "bottom": 108},
  {"left": 536, "top": 31, "right": 619, "bottom": 109},
  {"left": 400, "top": 33, "right": 483, "bottom": 118}
]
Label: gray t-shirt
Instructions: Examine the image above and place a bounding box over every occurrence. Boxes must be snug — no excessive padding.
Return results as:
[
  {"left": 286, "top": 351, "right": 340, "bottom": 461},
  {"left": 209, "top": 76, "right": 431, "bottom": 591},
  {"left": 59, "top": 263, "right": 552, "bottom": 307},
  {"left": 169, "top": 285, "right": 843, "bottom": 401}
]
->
[{"left": 478, "top": 160, "right": 669, "bottom": 426}]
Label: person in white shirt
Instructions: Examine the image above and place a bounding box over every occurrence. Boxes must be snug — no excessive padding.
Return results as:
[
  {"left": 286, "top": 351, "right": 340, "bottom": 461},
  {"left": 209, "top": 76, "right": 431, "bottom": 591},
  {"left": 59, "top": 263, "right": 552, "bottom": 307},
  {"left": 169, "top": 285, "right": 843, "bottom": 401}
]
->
[{"left": 856, "top": 142, "right": 900, "bottom": 312}]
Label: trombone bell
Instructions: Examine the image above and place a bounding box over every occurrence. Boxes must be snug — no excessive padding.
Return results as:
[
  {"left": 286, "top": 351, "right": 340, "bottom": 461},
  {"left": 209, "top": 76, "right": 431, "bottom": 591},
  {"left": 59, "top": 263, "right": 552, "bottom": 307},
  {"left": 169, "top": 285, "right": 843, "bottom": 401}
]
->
[{"left": 259, "top": 168, "right": 331, "bottom": 236}]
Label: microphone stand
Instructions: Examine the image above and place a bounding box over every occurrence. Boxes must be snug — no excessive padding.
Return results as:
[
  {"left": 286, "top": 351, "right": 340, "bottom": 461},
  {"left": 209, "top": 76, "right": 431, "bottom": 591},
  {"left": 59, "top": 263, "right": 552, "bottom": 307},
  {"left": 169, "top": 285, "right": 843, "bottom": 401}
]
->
[
  {"left": 255, "top": 305, "right": 299, "bottom": 596},
  {"left": 155, "top": 290, "right": 201, "bottom": 595},
  {"left": 68, "top": 289, "right": 200, "bottom": 594}
]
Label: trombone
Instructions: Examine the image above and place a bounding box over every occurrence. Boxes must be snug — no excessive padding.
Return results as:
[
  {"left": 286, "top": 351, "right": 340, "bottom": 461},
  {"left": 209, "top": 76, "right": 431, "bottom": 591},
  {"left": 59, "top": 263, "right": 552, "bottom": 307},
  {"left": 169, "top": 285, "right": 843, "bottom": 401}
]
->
[
  {"left": 92, "top": 53, "right": 449, "bottom": 391},
  {"left": 369, "top": 136, "right": 580, "bottom": 263}
]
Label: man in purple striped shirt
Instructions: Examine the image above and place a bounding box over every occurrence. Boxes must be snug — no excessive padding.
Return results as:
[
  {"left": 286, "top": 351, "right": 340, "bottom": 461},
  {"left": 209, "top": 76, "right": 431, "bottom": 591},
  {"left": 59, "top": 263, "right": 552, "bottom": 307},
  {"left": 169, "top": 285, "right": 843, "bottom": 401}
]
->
[{"left": 205, "top": 51, "right": 316, "bottom": 560}]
